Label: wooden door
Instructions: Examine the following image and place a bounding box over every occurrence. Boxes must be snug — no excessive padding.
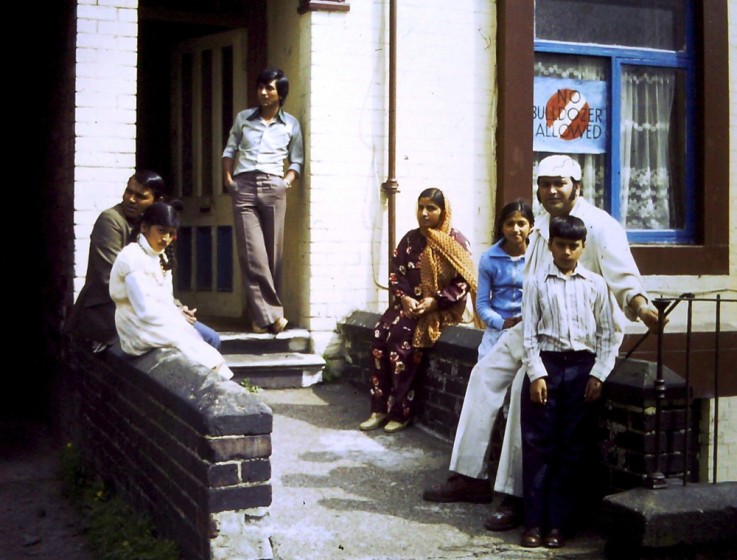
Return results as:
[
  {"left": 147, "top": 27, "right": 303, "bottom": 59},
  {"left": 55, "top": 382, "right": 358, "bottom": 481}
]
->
[{"left": 171, "top": 30, "right": 248, "bottom": 318}]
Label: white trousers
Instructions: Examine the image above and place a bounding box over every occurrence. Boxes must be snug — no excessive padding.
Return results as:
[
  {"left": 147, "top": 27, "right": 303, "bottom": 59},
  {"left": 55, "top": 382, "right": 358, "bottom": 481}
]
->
[
  {"left": 493, "top": 365, "right": 526, "bottom": 496},
  {"left": 449, "top": 323, "right": 525, "bottom": 483}
]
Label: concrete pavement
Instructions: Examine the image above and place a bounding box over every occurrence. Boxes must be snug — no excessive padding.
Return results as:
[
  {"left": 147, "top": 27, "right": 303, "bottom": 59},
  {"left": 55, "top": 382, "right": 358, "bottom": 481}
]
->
[{"left": 260, "top": 382, "right": 607, "bottom": 560}]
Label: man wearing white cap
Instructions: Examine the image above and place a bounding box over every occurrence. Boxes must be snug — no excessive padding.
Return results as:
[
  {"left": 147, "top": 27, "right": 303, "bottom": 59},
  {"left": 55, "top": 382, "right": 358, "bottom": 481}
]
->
[{"left": 423, "top": 154, "right": 662, "bottom": 531}]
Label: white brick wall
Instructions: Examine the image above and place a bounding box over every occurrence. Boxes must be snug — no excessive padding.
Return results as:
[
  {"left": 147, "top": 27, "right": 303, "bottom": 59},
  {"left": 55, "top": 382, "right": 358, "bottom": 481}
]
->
[
  {"left": 700, "top": 396, "right": 737, "bottom": 483},
  {"left": 72, "top": 0, "right": 139, "bottom": 297},
  {"left": 730, "top": 0, "right": 736, "bottom": 279},
  {"left": 720, "top": 0, "right": 737, "bottom": 481},
  {"left": 291, "top": 1, "right": 497, "bottom": 354}
]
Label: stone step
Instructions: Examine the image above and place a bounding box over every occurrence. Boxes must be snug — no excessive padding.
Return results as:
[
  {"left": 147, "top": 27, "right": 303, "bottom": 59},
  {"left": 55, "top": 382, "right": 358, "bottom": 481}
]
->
[
  {"left": 218, "top": 328, "right": 312, "bottom": 355},
  {"left": 226, "top": 351, "right": 325, "bottom": 389}
]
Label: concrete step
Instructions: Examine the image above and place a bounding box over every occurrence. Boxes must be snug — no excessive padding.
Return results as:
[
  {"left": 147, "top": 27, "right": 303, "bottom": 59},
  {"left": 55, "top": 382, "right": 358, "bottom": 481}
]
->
[
  {"left": 218, "top": 328, "right": 312, "bottom": 355},
  {"left": 227, "top": 351, "right": 325, "bottom": 389}
]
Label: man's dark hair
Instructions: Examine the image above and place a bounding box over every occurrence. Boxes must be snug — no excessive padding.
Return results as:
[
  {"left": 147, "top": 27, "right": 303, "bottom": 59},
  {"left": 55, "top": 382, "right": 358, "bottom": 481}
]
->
[
  {"left": 549, "top": 215, "right": 587, "bottom": 242},
  {"left": 257, "top": 67, "right": 289, "bottom": 106},
  {"left": 132, "top": 169, "right": 167, "bottom": 200}
]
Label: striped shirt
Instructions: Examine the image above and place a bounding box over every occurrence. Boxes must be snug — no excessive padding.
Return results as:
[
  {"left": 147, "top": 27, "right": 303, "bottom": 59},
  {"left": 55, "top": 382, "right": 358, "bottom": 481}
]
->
[{"left": 523, "top": 261, "right": 618, "bottom": 382}]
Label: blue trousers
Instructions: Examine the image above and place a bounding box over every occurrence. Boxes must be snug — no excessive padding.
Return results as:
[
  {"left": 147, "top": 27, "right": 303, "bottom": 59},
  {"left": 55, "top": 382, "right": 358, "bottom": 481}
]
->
[
  {"left": 521, "top": 350, "right": 595, "bottom": 532},
  {"left": 193, "top": 321, "right": 221, "bottom": 350}
]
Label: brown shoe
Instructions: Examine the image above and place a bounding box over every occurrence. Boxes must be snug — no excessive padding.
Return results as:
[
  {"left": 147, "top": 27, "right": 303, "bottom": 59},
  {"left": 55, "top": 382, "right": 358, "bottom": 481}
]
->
[
  {"left": 251, "top": 322, "right": 269, "bottom": 334},
  {"left": 270, "top": 317, "right": 288, "bottom": 334},
  {"left": 422, "top": 474, "right": 492, "bottom": 503},
  {"left": 484, "top": 495, "right": 523, "bottom": 531},
  {"left": 520, "top": 527, "right": 542, "bottom": 548},
  {"left": 544, "top": 528, "right": 565, "bottom": 548}
]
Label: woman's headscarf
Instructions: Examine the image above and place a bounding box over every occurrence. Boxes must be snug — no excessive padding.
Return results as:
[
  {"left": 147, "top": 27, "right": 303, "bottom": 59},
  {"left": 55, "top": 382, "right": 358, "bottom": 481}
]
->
[{"left": 413, "top": 196, "right": 482, "bottom": 348}]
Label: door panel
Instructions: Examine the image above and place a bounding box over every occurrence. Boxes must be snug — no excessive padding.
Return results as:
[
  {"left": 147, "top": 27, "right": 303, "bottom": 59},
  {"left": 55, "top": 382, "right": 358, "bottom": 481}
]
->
[{"left": 171, "top": 30, "right": 248, "bottom": 317}]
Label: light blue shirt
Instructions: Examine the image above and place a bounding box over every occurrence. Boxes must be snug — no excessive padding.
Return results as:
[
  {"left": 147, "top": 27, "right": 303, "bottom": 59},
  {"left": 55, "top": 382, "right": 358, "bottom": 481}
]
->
[
  {"left": 222, "top": 107, "right": 304, "bottom": 177},
  {"left": 476, "top": 239, "right": 525, "bottom": 330}
]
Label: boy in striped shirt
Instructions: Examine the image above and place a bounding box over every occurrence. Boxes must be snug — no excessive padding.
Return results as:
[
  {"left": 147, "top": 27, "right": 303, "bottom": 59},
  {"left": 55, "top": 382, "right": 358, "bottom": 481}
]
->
[{"left": 519, "top": 214, "right": 617, "bottom": 549}]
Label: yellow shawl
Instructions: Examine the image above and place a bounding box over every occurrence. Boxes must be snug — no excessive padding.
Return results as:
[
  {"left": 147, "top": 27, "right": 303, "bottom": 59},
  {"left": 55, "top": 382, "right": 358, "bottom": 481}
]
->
[{"left": 412, "top": 199, "right": 482, "bottom": 348}]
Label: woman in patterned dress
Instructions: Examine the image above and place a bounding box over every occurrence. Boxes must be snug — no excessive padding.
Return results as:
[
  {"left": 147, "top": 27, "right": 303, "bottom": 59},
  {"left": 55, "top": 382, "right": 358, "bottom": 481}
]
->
[{"left": 359, "top": 188, "right": 480, "bottom": 433}]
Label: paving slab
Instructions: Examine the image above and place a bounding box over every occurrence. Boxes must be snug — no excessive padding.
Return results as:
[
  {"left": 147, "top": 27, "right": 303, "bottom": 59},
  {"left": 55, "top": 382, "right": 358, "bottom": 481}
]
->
[{"left": 259, "top": 383, "right": 607, "bottom": 560}]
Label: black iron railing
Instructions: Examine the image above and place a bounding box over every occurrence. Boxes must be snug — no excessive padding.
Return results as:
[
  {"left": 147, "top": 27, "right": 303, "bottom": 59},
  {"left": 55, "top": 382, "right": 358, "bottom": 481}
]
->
[{"left": 636, "top": 294, "right": 737, "bottom": 488}]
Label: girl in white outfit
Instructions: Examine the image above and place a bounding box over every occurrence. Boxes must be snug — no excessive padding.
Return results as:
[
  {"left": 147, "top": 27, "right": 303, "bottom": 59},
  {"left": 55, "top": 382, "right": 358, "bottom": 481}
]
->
[{"left": 110, "top": 201, "right": 234, "bottom": 381}]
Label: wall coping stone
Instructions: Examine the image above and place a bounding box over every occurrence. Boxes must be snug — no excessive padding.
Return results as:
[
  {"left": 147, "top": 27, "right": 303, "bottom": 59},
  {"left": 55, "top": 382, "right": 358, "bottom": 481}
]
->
[{"left": 103, "top": 344, "right": 273, "bottom": 436}]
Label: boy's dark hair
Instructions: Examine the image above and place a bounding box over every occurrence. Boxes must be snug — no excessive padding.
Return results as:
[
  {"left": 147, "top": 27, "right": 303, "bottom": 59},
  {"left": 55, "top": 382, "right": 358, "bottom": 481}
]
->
[
  {"left": 257, "top": 67, "right": 289, "bottom": 106},
  {"left": 549, "top": 215, "right": 587, "bottom": 242}
]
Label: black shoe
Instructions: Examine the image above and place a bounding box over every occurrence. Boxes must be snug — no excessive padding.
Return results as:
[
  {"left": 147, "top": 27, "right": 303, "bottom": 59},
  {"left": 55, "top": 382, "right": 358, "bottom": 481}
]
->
[
  {"left": 422, "top": 474, "right": 492, "bottom": 503},
  {"left": 484, "top": 495, "right": 523, "bottom": 531},
  {"left": 520, "top": 527, "right": 542, "bottom": 548},
  {"left": 544, "top": 528, "right": 565, "bottom": 548}
]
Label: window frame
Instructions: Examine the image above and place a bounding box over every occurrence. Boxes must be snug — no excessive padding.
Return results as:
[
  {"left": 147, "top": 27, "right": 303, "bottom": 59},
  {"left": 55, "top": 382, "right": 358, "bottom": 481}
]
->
[
  {"left": 497, "top": 0, "right": 729, "bottom": 275},
  {"left": 534, "top": 36, "right": 697, "bottom": 243}
]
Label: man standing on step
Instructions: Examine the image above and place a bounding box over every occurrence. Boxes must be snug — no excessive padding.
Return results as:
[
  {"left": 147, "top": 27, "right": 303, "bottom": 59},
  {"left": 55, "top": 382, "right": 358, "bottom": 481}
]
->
[
  {"left": 223, "top": 67, "right": 304, "bottom": 336},
  {"left": 422, "top": 154, "right": 664, "bottom": 531}
]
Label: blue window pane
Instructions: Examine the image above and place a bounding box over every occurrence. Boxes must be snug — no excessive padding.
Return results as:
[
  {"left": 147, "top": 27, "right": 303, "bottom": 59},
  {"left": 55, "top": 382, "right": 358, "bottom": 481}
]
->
[
  {"left": 196, "top": 227, "right": 212, "bottom": 291},
  {"left": 175, "top": 227, "right": 192, "bottom": 292},
  {"left": 217, "top": 226, "right": 233, "bottom": 292}
]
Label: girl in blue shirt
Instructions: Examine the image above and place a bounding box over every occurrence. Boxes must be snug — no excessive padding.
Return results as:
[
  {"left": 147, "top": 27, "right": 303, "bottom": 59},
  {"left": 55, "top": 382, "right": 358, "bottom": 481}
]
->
[{"left": 476, "top": 200, "right": 534, "bottom": 360}]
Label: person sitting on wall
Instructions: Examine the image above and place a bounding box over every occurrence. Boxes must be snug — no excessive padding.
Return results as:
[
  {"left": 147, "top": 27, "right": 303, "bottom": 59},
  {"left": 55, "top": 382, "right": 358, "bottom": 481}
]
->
[
  {"left": 109, "top": 200, "right": 234, "bottom": 381},
  {"left": 422, "top": 155, "right": 666, "bottom": 531},
  {"left": 65, "top": 170, "right": 221, "bottom": 353},
  {"left": 358, "top": 187, "right": 481, "bottom": 434}
]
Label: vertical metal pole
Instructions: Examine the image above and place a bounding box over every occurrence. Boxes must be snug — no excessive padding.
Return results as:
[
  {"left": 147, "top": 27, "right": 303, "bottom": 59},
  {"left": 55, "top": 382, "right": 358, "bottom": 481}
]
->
[
  {"left": 646, "top": 298, "right": 668, "bottom": 489},
  {"left": 712, "top": 295, "right": 721, "bottom": 483},
  {"left": 381, "top": 0, "right": 399, "bottom": 283}
]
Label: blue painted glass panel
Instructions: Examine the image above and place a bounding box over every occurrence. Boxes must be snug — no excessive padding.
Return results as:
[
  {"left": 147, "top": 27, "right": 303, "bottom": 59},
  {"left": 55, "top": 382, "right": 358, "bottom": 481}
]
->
[
  {"left": 217, "top": 226, "right": 233, "bottom": 292},
  {"left": 175, "top": 227, "right": 192, "bottom": 292},
  {"left": 196, "top": 226, "right": 212, "bottom": 291}
]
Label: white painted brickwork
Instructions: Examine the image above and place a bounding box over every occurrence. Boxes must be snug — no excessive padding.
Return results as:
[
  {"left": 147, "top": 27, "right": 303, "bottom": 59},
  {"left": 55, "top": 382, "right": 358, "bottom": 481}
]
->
[
  {"left": 302, "top": 1, "right": 497, "bottom": 354},
  {"left": 730, "top": 0, "right": 736, "bottom": 279},
  {"left": 722, "top": 0, "right": 737, "bottom": 480},
  {"left": 211, "top": 509, "right": 273, "bottom": 560},
  {"left": 700, "top": 396, "right": 737, "bottom": 483},
  {"left": 72, "top": 0, "right": 138, "bottom": 287}
]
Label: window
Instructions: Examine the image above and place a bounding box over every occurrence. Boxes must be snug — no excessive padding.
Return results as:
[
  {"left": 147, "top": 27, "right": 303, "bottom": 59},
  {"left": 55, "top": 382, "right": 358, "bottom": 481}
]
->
[{"left": 533, "top": 0, "right": 694, "bottom": 243}]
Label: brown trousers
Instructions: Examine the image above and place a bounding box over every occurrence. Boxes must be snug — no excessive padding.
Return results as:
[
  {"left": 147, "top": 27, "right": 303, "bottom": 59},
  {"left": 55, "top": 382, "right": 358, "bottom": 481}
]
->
[{"left": 230, "top": 171, "right": 288, "bottom": 327}]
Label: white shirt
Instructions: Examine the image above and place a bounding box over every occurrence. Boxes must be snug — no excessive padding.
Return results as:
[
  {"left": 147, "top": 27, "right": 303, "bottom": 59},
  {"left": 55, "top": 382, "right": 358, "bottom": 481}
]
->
[
  {"left": 525, "top": 197, "right": 652, "bottom": 332},
  {"left": 523, "top": 261, "right": 618, "bottom": 382},
  {"left": 110, "top": 235, "right": 229, "bottom": 375}
]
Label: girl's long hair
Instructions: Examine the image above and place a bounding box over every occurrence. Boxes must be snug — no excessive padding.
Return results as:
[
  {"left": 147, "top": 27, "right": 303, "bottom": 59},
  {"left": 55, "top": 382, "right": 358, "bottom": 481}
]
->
[{"left": 133, "top": 200, "right": 184, "bottom": 271}]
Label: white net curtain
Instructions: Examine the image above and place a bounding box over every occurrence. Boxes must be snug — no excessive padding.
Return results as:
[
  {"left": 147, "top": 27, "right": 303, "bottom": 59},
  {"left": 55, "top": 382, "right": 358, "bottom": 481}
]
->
[{"left": 620, "top": 66, "right": 677, "bottom": 230}]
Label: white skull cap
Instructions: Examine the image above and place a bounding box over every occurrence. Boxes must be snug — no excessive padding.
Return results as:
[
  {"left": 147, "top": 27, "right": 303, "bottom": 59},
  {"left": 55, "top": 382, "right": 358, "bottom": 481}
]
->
[{"left": 536, "top": 155, "right": 582, "bottom": 181}]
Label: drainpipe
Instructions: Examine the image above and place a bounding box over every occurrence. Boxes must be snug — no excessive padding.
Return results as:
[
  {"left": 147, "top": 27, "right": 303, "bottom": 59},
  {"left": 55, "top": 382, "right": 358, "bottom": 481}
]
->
[{"left": 381, "top": 0, "right": 398, "bottom": 285}]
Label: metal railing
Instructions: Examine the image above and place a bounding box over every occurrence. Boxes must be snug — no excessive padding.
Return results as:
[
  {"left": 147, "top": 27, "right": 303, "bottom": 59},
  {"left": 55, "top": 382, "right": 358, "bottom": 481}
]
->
[{"left": 628, "top": 294, "right": 737, "bottom": 488}]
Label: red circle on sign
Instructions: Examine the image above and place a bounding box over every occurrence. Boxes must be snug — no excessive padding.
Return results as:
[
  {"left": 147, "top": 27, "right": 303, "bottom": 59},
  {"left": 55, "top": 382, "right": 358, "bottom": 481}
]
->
[{"left": 545, "top": 88, "right": 590, "bottom": 141}]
